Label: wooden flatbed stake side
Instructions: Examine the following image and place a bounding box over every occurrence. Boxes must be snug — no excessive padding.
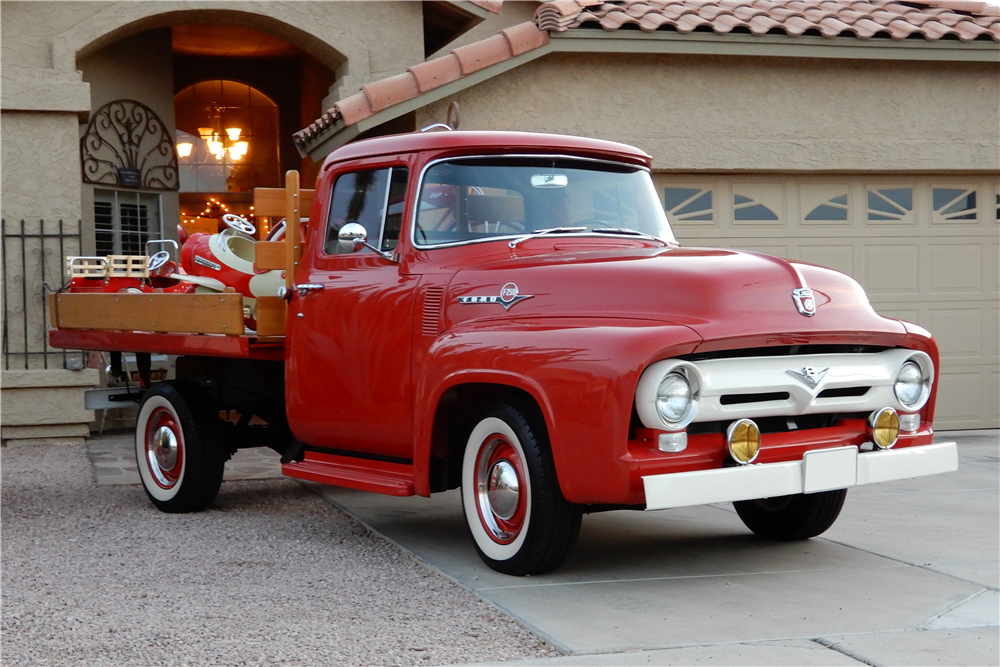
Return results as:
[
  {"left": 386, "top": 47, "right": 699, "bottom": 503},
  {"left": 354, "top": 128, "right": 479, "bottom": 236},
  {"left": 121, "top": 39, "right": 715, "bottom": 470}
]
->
[{"left": 49, "top": 292, "right": 244, "bottom": 335}]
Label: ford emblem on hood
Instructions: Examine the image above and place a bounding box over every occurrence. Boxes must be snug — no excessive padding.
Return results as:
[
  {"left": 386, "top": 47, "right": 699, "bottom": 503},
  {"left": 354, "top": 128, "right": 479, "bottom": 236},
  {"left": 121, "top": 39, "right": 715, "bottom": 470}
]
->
[{"left": 792, "top": 287, "right": 816, "bottom": 316}]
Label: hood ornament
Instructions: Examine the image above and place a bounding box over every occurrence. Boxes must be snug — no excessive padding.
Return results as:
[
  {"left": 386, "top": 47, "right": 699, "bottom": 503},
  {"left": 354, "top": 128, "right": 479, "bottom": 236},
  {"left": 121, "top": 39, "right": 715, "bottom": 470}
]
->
[
  {"left": 787, "top": 366, "right": 829, "bottom": 388},
  {"left": 792, "top": 287, "right": 816, "bottom": 317},
  {"left": 458, "top": 282, "right": 534, "bottom": 310}
]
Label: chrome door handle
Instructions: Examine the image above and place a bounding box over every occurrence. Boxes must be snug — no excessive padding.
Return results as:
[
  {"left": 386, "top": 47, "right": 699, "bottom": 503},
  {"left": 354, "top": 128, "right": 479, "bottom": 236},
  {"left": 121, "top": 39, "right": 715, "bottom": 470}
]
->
[
  {"left": 296, "top": 283, "right": 325, "bottom": 297},
  {"left": 277, "top": 284, "right": 324, "bottom": 300}
]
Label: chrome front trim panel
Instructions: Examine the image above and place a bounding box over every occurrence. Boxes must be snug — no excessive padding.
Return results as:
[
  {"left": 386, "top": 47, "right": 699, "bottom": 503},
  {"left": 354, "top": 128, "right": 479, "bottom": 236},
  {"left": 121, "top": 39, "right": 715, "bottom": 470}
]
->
[
  {"left": 636, "top": 348, "right": 933, "bottom": 428},
  {"left": 642, "top": 441, "right": 957, "bottom": 511}
]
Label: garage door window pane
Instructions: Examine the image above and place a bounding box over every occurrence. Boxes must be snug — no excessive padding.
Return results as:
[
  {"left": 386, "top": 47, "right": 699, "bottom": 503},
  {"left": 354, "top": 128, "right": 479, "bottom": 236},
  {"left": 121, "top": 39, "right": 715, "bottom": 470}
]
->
[
  {"left": 664, "top": 188, "right": 713, "bottom": 222},
  {"left": 733, "top": 194, "right": 778, "bottom": 221},
  {"left": 867, "top": 188, "right": 912, "bottom": 222},
  {"left": 933, "top": 188, "right": 977, "bottom": 221},
  {"left": 806, "top": 194, "right": 849, "bottom": 221}
]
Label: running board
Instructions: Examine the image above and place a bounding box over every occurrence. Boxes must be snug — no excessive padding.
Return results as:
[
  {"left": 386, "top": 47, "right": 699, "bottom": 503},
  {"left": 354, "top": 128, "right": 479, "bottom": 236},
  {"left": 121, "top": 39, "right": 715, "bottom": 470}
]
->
[{"left": 282, "top": 454, "right": 414, "bottom": 496}]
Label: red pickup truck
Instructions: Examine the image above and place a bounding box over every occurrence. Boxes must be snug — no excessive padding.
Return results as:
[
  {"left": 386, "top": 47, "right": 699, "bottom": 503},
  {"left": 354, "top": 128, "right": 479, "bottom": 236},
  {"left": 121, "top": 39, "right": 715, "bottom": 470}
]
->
[{"left": 51, "top": 130, "right": 957, "bottom": 575}]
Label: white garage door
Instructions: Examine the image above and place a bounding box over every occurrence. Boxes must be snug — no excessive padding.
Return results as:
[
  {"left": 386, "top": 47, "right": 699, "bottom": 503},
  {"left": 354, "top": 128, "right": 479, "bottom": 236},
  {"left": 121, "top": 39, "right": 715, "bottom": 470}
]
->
[{"left": 653, "top": 174, "right": 999, "bottom": 430}]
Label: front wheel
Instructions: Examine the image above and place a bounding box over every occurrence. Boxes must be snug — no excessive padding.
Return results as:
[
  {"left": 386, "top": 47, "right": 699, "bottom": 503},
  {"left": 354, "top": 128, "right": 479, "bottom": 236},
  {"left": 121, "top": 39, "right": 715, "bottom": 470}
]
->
[
  {"left": 734, "top": 489, "right": 847, "bottom": 541},
  {"left": 461, "top": 402, "right": 581, "bottom": 576},
  {"left": 135, "top": 381, "right": 225, "bottom": 513}
]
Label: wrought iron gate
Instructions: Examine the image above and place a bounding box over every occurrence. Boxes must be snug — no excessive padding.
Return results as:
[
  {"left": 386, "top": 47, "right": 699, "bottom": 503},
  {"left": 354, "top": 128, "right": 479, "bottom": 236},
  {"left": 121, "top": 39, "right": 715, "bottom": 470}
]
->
[{"left": 1, "top": 219, "right": 84, "bottom": 370}]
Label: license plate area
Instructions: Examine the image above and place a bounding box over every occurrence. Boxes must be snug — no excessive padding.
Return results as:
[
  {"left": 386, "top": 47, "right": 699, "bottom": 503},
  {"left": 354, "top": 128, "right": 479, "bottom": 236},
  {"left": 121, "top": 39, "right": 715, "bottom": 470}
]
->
[{"left": 802, "top": 446, "right": 858, "bottom": 494}]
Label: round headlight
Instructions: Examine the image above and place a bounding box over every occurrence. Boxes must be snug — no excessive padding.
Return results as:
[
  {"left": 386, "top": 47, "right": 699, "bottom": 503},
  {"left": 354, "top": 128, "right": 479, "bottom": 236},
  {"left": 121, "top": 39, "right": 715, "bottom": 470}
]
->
[
  {"left": 894, "top": 360, "right": 926, "bottom": 409},
  {"left": 656, "top": 372, "right": 693, "bottom": 428}
]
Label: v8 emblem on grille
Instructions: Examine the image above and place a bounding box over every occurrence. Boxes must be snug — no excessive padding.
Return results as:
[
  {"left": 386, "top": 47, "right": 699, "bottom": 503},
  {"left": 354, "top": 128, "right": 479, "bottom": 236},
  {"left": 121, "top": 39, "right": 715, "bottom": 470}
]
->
[{"left": 786, "top": 366, "right": 829, "bottom": 388}]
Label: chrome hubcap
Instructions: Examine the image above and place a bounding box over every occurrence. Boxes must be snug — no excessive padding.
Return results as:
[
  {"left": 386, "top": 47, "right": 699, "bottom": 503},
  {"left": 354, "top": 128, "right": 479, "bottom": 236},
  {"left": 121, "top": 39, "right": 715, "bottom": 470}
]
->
[
  {"left": 487, "top": 460, "right": 520, "bottom": 520},
  {"left": 475, "top": 434, "right": 526, "bottom": 543},
  {"left": 148, "top": 425, "right": 178, "bottom": 486}
]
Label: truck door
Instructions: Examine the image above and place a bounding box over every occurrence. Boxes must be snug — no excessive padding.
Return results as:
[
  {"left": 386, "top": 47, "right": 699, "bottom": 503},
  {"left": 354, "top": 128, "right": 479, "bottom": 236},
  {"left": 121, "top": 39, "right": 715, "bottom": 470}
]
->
[{"left": 286, "top": 165, "right": 417, "bottom": 460}]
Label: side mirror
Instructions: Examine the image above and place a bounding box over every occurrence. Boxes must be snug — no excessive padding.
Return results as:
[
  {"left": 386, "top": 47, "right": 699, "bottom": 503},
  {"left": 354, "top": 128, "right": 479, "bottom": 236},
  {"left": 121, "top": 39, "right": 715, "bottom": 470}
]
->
[{"left": 338, "top": 222, "right": 367, "bottom": 253}]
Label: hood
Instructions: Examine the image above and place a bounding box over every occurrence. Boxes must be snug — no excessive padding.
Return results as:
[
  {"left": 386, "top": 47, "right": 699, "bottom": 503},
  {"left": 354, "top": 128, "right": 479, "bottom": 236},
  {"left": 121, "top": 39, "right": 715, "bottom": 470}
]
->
[{"left": 442, "top": 245, "right": 904, "bottom": 343}]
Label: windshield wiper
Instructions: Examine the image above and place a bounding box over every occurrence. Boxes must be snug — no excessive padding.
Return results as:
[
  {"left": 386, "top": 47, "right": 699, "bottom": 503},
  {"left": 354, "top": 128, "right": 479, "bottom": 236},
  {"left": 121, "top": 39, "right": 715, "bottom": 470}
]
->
[
  {"left": 508, "top": 227, "right": 586, "bottom": 248},
  {"left": 590, "top": 228, "right": 667, "bottom": 244}
]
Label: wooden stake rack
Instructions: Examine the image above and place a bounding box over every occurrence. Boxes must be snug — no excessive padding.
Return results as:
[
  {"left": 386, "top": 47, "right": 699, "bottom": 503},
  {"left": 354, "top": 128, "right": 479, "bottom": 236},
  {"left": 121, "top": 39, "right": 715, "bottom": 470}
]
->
[{"left": 49, "top": 171, "right": 314, "bottom": 349}]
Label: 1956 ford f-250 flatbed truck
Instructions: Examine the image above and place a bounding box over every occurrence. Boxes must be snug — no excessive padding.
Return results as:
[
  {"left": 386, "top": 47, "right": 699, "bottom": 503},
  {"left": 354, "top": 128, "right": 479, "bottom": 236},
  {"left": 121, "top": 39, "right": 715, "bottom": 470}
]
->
[{"left": 50, "top": 130, "right": 958, "bottom": 575}]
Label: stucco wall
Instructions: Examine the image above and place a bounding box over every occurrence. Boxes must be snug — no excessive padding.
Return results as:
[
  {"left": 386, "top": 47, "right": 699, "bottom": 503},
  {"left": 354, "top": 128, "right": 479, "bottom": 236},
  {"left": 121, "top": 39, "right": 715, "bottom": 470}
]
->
[
  {"left": 417, "top": 52, "right": 1000, "bottom": 173},
  {"left": 1, "top": 112, "right": 84, "bottom": 221}
]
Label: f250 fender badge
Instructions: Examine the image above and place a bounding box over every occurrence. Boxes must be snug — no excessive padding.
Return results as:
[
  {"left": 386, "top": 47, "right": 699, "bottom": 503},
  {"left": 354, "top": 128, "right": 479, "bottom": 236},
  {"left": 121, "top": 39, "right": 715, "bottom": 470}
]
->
[
  {"left": 787, "top": 366, "right": 829, "bottom": 388},
  {"left": 458, "top": 282, "right": 533, "bottom": 310},
  {"left": 792, "top": 287, "right": 816, "bottom": 316},
  {"left": 194, "top": 255, "right": 221, "bottom": 271}
]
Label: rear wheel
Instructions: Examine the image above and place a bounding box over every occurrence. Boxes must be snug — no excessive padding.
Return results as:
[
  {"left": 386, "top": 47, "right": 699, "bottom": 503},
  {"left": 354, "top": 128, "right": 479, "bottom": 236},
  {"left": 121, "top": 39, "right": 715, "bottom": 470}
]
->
[
  {"left": 135, "top": 381, "right": 225, "bottom": 513},
  {"left": 461, "top": 402, "right": 581, "bottom": 575},
  {"left": 734, "top": 489, "right": 847, "bottom": 540}
]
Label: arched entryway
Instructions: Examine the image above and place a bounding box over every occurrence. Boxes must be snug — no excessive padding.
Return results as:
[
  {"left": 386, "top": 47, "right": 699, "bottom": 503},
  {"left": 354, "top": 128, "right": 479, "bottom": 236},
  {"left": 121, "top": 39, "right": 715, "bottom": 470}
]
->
[{"left": 78, "top": 19, "right": 336, "bottom": 248}]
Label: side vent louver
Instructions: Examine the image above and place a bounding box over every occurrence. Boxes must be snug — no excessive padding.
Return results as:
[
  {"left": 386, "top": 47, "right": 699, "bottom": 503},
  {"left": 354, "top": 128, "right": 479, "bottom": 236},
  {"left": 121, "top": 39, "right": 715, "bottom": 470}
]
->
[{"left": 422, "top": 286, "right": 444, "bottom": 336}]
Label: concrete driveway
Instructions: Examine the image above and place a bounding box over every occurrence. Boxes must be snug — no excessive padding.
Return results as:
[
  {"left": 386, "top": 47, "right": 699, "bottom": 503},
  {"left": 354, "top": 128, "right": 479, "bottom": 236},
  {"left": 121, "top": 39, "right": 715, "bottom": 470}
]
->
[{"left": 312, "top": 431, "right": 998, "bottom": 666}]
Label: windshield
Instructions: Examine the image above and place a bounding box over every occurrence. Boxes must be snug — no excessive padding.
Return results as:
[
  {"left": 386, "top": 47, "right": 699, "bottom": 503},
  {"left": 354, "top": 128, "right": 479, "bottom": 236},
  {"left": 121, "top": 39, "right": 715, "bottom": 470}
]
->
[{"left": 413, "top": 157, "right": 677, "bottom": 247}]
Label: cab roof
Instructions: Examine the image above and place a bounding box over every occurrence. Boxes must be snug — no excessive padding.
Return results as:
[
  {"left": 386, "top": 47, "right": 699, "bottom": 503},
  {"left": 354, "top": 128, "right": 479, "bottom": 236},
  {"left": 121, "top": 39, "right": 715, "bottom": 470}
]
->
[{"left": 321, "top": 130, "right": 653, "bottom": 171}]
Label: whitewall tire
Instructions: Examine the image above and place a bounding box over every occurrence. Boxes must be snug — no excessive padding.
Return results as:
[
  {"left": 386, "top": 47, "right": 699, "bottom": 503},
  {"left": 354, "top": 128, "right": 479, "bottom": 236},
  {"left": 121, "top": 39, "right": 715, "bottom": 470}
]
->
[
  {"left": 135, "top": 381, "right": 224, "bottom": 513},
  {"left": 460, "top": 402, "right": 581, "bottom": 575}
]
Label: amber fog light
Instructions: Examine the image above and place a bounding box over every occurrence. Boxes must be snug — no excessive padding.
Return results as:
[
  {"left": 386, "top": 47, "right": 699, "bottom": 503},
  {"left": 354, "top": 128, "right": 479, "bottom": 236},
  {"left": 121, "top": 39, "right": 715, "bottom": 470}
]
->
[
  {"left": 727, "top": 419, "right": 760, "bottom": 464},
  {"left": 868, "top": 408, "right": 900, "bottom": 449}
]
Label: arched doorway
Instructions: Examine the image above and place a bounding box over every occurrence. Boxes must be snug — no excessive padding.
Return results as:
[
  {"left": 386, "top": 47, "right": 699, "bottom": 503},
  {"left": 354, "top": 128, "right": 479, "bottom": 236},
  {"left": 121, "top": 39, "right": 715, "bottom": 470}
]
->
[{"left": 78, "top": 21, "right": 336, "bottom": 246}]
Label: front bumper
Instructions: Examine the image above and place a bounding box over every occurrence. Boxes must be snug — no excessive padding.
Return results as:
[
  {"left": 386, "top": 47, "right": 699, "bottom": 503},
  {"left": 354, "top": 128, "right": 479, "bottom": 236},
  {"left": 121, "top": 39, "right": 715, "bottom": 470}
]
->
[{"left": 642, "top": 441, "right": 957, "bottom": 511}]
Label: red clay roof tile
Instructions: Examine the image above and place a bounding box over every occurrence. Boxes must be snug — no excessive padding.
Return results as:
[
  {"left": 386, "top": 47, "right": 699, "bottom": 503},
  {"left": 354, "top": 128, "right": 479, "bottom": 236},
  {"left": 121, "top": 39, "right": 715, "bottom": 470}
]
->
[
  {"left": 501, "top": 22, "right": 550, "bottom": 56},
  {"left": 408, "top": 55, "right": 465, "bottom": 94},
  {"left": 532, "top": 0, "right": 1000, "bottom": 42},
  {"left": 451, "top": 33, "right": 514, "bottom": 75},
  {"left": 335, "top": 93, "right": 373, "bottom": 127},
  {"left": 362, "top": 73, "right": 422, "bottom": 113}
]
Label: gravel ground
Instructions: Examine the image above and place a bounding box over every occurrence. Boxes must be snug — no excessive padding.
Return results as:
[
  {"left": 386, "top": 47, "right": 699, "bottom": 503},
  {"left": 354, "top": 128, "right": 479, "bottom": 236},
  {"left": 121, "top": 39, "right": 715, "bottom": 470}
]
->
[{"left": 1, "top": 443, "right": 559, "bottom": 666}]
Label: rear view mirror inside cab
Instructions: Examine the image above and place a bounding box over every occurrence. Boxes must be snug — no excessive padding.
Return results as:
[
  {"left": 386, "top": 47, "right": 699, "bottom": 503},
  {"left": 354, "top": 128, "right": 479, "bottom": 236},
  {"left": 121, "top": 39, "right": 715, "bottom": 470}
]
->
[{"left": 531, "top": 173, "right": 568, "bottom": 188}]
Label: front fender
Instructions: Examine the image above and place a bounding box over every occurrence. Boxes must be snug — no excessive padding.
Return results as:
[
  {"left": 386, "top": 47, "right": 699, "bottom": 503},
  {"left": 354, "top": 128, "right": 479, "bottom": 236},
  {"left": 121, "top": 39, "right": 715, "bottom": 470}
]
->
[{"left": 412, "top": 317, "right": 701, "bottom": 501}]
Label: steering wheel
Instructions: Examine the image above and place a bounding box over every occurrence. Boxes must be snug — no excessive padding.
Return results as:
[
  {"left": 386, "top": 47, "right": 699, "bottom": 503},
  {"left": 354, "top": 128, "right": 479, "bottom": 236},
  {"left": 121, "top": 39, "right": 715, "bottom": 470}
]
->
[
  {"left": 574, "top": 219, "right": 615, "bottom": 230},
  {"left": 148, "top": 251, "right": 170, "bottom": 272},
  {"left": 222, "top": 213, "right": 256, "bottom": 235}
]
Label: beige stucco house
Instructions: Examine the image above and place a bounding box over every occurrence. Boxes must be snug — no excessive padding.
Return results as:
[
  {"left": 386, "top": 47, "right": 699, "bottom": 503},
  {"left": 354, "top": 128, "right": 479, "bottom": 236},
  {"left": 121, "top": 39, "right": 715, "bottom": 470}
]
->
[{"left": 2, "top": 0, "right": 998, "bottom": 446}]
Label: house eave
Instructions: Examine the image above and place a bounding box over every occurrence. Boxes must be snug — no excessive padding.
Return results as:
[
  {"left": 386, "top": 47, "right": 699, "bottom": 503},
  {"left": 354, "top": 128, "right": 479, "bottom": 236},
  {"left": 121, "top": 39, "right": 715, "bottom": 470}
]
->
[{"left": 549, "top": 29, "right": 1000, "bottom": 63}]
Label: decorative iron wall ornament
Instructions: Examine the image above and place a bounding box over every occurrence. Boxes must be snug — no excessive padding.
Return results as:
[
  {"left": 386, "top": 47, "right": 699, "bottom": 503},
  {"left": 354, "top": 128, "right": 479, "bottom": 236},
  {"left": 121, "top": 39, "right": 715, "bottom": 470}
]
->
[{"left": 81, "top": 100, "right": 179, "bottom": 191}]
